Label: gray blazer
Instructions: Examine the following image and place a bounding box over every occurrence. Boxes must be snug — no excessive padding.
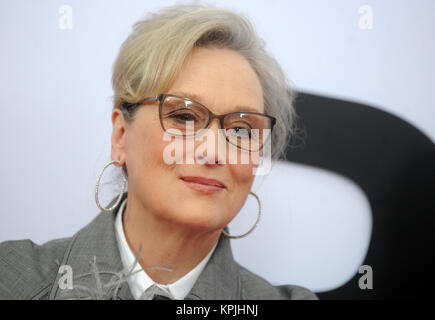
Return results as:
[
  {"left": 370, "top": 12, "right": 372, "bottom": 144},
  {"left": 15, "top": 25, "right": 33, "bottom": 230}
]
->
[{"left": 0, "top": 194, "right": 318, "bottom": 300}]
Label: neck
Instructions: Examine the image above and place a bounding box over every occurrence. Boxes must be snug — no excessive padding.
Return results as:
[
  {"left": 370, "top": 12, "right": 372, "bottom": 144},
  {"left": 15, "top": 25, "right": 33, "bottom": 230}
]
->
[{"left": 122, "top": 194, "right": 221, "bottom": 285}]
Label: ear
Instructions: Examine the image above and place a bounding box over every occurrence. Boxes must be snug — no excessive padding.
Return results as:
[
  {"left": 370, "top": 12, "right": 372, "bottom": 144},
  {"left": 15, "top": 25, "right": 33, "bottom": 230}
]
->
[{"left": 111, "top": 109, "right": 127, "bottom": 167}]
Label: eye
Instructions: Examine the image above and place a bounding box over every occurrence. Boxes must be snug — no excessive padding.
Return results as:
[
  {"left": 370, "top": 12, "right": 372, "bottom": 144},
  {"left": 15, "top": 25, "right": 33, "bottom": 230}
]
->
[
  {"left": 167, "top": 109, "right": 198, "bottom": 123},
  {"left": 227, "top": 126, "right": 252, "bottom": 138},
  {"left": 173, "top": 113, "right": 196, "bottom": 122}
]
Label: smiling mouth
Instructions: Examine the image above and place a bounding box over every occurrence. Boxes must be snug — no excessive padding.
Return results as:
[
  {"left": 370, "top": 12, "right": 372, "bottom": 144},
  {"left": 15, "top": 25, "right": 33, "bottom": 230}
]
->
[{"left": 179, "top": 176, "right": 226, "bottom": 194}]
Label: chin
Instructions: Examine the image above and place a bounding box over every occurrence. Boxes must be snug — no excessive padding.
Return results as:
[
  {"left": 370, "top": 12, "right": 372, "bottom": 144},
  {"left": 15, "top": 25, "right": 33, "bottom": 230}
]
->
[{"left": 171, "top": 207, "right": 227, "bottom": 232}]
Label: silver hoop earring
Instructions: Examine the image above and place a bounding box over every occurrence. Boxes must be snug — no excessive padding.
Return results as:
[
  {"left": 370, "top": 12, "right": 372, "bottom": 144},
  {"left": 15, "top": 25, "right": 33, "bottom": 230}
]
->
[
  {"left": 222, "top": 191, "right": 261, "bottom": 239},
  {"left": 95, "top": 160, "right": 127, "bottom": 213}
]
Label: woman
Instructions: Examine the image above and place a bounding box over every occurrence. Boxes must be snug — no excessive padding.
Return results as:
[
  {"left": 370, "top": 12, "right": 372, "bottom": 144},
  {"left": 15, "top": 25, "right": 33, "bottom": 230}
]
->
[{"left": 0, "top": 4, "right": 317, "bottom": 300}]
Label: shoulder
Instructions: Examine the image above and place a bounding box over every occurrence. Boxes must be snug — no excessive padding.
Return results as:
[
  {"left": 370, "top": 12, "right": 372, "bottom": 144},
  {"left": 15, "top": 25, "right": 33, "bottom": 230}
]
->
[
  {"left": 0, "top": 237, "right": 71, "bottom": 299},
  {"left": 235, "top": 262, "right": 318, "bottom": 300}
]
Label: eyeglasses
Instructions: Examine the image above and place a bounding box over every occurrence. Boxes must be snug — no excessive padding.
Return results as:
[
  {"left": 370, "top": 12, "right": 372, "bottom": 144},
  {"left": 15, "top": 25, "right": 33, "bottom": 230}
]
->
[{"left": 122, "top": 93, "right": 276, "bottom": 152}]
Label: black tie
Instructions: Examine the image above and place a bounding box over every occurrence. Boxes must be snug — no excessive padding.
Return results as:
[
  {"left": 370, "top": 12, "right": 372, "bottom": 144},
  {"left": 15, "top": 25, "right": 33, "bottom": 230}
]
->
[{"left": 141, "top": 284, "right": 173, "bottom": 300}]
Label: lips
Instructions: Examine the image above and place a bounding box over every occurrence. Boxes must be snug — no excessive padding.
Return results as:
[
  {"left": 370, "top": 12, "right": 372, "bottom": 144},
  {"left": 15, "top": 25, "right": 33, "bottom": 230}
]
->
[{"left": 180, "top": 176, "right": 226, "bottom": 194}]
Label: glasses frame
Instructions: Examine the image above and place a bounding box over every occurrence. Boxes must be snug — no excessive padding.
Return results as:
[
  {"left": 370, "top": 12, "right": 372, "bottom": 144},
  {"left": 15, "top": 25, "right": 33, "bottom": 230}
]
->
[{"left": 122, "top": 93, "right": 277, "bottom": 152}]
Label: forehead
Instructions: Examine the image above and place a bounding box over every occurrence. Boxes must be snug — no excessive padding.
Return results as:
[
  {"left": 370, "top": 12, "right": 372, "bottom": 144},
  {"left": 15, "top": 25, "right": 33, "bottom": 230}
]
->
[
  {"left": 167, "top": 47, "right": 264, "bottom": 114},
  {"left": 169, "top": 90, "right": 262, "bottom": 114}
]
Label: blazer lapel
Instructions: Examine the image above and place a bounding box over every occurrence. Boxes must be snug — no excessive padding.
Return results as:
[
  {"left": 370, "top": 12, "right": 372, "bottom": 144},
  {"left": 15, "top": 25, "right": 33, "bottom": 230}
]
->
[
  {"left": 185, "top": 227, "right": 241, "bottom": 300},
  {"left": 49, "top": 193, "right": 134, "bottom": 300}
]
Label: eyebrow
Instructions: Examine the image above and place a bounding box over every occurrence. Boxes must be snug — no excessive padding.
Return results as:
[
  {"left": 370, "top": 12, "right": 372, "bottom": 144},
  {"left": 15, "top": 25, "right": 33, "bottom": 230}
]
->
[{"left": 169, "top": 91, "right": 261, "bottom": 113}]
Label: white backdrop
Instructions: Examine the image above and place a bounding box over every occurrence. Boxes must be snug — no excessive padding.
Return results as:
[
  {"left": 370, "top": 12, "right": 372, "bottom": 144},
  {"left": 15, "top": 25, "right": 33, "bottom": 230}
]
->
[{"left": 1, "top": 0, "right": 434, "bottom": 293}]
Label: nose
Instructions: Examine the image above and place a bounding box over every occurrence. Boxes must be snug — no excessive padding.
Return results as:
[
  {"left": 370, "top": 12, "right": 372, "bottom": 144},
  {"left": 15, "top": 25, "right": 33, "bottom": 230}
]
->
[{"left": 195, "top": 118, "right": 225, "bottom": 166}]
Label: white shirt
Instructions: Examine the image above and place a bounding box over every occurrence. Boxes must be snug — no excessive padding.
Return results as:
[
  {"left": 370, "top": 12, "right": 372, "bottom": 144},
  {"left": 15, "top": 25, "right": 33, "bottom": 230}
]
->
[{"left": 114, "top": 197, "right": 217, "bottom": 300}]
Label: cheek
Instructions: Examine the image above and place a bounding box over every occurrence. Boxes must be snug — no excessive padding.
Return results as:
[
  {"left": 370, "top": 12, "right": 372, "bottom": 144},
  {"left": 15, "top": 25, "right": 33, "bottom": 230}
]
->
[
  {"left": 125, "top": 118, "right": 170, "bottom": 182},
  {"left": 228, "top": 163, "right": 256, "bottom": 206},
  {"left": 231, "top": 163, "right": 255, "bottom": 186},
  {"left": 229, "top": 149, "right": 258, "bottom": 188},
  {"left": 138, "top": 133, "right": 170, "bottom": 172},
  {"left": 125, "top": 125, "right": 178, "bottom": 210}
]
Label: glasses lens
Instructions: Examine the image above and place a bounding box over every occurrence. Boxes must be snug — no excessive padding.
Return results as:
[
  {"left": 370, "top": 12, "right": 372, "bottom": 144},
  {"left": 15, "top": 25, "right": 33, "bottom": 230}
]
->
[
  {"left": 224, "top": 113, "right": 273, "bottom": 151},
  {"left": 161, "top": 96, "right": 209, "bottom": 135}
]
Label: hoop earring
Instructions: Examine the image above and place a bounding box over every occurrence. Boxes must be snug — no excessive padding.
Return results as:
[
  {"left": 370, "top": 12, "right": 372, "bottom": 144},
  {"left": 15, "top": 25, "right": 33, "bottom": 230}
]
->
[
  {"left": 222, "top": 191, "right": 261, "bottom": 239},
  {"left": 95, "top": 160, "right": 127, "bottom": 213}
]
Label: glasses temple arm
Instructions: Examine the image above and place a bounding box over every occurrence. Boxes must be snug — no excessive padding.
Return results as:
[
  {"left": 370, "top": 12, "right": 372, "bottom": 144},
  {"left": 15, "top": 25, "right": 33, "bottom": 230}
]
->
[{"left": 122, "top": 95, "right": 161, "bottom": 110}]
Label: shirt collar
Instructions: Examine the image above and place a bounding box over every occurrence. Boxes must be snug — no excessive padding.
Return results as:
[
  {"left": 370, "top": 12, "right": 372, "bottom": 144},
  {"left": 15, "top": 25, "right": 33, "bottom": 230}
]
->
[{"left": 114, "top": 197, "right": 217, "bottom": 300}]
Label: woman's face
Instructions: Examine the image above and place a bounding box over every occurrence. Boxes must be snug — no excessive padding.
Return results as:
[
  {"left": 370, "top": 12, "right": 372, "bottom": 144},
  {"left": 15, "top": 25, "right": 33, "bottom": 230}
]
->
[{"left": 111, "top": 47, "right": 264, "bottom": 232}]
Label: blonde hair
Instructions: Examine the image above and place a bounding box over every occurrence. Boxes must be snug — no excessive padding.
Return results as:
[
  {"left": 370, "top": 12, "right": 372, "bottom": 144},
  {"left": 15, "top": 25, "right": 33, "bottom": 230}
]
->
[{"left": 112, "top": 4, "right": 296, "bottom": 160}]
